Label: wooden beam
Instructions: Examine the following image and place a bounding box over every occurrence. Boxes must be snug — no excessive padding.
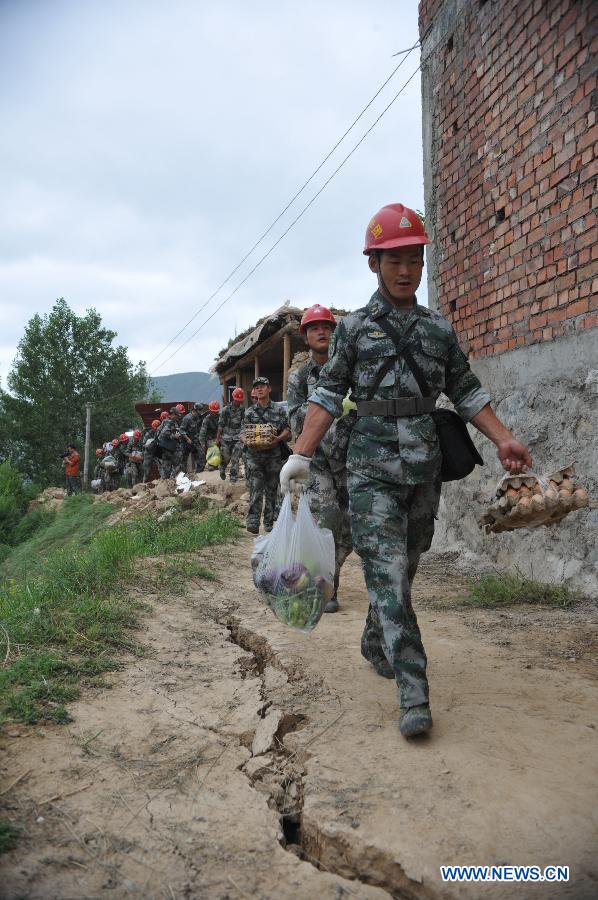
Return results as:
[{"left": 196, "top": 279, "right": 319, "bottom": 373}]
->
[
  {"left": 254, "top": 356, "right": 259, "bottom": 378},
  {"left": 282, "top": 333, "right": 291, "bottom": 400}
]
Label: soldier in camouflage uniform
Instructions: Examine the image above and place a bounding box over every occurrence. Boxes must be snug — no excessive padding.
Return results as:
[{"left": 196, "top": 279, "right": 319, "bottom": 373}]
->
[
  {"left": 142, "top": 419, "right": 161, "bottom": 482},
  {"left": 156, "top": 408, "right": 182, "bottom": 479},
  {"left": 124, "top": 430, "right": 144, "bottom": 486},
  {"left": 281, "top": 203, "right": 531, "bottom": 738},
  {"left": 197, "top": 402, "right": 221, "bottom": 471},
  {"left": 287, "top": 304, "right": 353, "bottom": 613},
  {"left": 180, "top": 404, "right": 206, "bottom": 473},
  {"left": 242, "top": 377, "right": 290, "bottom": 534},
  {"left": 217, "top": 388, "right": 246, "bottom": 482}
]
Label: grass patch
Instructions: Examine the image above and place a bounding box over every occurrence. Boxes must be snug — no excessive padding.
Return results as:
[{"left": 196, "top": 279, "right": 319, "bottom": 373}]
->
[
  {"left": 463, "top": 572, "right": 580, "bottom": 608},
  {"left": 0, "top": 494, "right": 115, "bottom": 582},
  {"left": 0, "top": 819, "right": 20, "bottom": 854},
  {"left": 0, "top": 506, "right": 240, "bottom": 725}
]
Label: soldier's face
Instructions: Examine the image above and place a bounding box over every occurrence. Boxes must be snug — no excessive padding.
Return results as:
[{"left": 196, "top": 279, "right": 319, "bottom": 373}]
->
[
  {"left": 305, "top": 322, "right": 333, "bottom": 353},
  {"left": 254, "top": 384, "right": 270, "bottom": 401},
  {"left": 369, "top": 247, "right": 424, "bottom": 302}
]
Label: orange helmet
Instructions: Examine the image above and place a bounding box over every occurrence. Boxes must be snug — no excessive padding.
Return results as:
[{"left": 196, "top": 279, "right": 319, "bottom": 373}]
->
[
  {"left": 363, "top": 204, "right": 431, "bottom": 255},
  {"left": 95, "top": 448, "right": 103, "bottom": 457},
  {"left": 120, "top": 433, "right": 127, "bottom": 442},
  {"left": 209, "top": 401, "right": 220, "bottom": 413},
  {"left": 160, "top": 411, "right": 169, "bottom": 420},
  {"left": 232, "top": 388, "right": 245, "bottom": 401},
  {"left": 300, "top": 304, "right": 336, "bottom": 335},
  {"left": 133, "top": 430, "right": 141, "bottom": 439},
  {"left": 175, "top": 403, "right": 186, "bottom": 415},
  {"left": 112, "top": 437, "right": 119, "bottom": 445},
  {"left": 151, "top": 419, "right": 160, "bottom": 429}
]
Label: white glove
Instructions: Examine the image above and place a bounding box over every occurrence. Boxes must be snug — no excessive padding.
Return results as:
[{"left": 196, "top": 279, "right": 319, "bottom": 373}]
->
[{"left": 279, "top": 454, "right": 311, "bottom": 495}]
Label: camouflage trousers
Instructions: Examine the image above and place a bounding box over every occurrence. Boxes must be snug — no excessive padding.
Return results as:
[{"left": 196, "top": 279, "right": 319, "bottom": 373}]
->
[
  {"left": 125, "top": 461, "right": 142, "bottom": 487},
  {"left": 160, "top": 448, "right": 182, "bottom": 479},
  {"left": 348, "top": 475, "right": 441, "bottom": 710},
  {"left": 143, "top": 453, "right": 156, "bottom": 482},
  {"left": 219, "top": 439, "right": 243, "bottom": 478},
  {"left": 307, "top": 453, "right": 352, "bottom": 598},
  {"left": 245, "top": 451, "right": 282, "bottom": 529}
]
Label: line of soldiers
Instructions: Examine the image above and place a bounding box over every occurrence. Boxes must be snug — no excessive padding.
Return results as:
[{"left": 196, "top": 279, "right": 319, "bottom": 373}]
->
[{"left": 91, "top": 393, "right": 256, "bottom": 492}]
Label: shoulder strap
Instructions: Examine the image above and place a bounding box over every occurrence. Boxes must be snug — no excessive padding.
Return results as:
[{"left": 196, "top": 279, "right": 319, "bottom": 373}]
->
[
  {"left": 374, "top": 315, "right": 432, "bottom": 398},
  {"left": 365, "top": 316, "right": 423, "bottom": 400}
]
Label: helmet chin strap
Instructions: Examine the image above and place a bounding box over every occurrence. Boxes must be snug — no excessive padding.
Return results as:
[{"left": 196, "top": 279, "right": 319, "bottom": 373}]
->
[{"left": 375, "top": 250, "right": 393, "bottom": 301}]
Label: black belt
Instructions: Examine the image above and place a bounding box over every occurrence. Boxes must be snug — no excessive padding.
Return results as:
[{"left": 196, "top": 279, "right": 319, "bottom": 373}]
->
[{"left": 356, "top": 397, "right": 437, "bottom": 417}]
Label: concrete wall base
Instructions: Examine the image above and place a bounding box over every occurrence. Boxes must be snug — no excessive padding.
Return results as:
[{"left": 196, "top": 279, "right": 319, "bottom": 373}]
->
[{"left": 431, "top": 330, "right": 598, "bottom": 597}]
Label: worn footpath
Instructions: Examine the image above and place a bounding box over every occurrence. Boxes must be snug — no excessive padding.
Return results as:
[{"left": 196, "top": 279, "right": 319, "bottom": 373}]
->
[{"left": 1, "top": 495, "right": 597, "bottom": 899}]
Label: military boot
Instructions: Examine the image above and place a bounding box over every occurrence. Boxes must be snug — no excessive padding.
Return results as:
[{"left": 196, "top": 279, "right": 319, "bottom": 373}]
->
[
  {"left": 219, "top": 468, "right": 226, "bottom": 480},
  {"left": 399, "top": 704, "right": 433, "bottom": 738}
]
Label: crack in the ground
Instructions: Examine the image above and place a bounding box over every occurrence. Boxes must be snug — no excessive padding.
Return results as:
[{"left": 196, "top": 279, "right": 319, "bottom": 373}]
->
[{"left": 225, "top": 617, "right": 437, "bottom": 900}]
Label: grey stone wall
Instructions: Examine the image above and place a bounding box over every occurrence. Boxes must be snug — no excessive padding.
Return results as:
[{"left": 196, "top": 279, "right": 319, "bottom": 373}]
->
[{"left": 432, "top": 329, "right": 597, "bottom": 596}]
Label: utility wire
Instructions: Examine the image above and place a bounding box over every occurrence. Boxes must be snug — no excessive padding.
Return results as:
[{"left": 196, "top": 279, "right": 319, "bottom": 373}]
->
[
  {"left": 146, "top": 40, "right": 420, "bottom": 369},
  {"left": 150, "top": 65, "right": 421, "bottom": 375}
]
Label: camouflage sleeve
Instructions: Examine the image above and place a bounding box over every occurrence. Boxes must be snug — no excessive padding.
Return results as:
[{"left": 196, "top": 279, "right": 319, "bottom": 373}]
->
[
  {"left": 444, "top": 329, "right": 492, "bottom": 421},
  {"left": 198, "top": 418, "right": 209, "bottom": 442},
  {"left": 286, "top": 370, "right": 307, "bottom": 436},
  {"left": 218, "top": 407, "right": 228, "bottom": 429},
  {"left": 274, "top": 406, "right": 290, "bottom": 436},
  {"left": 308, "top": 319, "right": 355, "bottom": 419}
]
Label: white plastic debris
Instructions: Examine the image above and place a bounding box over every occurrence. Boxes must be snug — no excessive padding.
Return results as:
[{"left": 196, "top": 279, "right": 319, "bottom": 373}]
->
[{"left": 175, "top": 473, "right": 207, "bottom": 494}]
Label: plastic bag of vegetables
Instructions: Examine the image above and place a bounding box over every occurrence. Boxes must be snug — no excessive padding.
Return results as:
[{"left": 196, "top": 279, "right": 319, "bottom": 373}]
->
[{"left": 252, "top": 493, "right": 335, "bottom": 633}]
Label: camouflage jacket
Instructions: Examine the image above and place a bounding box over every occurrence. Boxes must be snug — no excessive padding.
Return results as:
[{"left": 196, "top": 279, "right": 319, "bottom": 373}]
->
[
  {"left": 244, "top": 401, "right": 290, "bottom": 458},
  {"left": 218, "top": 403, "right": 245, "bottom": 441},
  {"left": 287, "top": 356, "right": 354, "bottom": 466},
  {"left": 180, "top": 411, "right": 202, "bottom": 442},
  {"left": 156, "top": 418, "right": 180, "bottom": 446},
  {"left": 198, "top": 413, "right": 220, "bottom": 445},
  {"left": 126, "top": 438, "right": 144, "bottom": 459},
  {"left": 143, "top": 428, "right": 157, "bottom": 450},
  {"left": 309, "top": 291, "right": 491, "bottom": 484}
]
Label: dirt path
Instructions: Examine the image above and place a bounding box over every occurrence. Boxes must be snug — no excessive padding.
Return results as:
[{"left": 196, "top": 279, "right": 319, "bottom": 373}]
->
[{"left": 1, "top": 520, "right": 597, "bottom": 899}]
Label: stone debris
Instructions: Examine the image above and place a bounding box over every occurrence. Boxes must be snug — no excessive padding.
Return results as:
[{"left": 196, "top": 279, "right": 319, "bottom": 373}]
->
[
  {"left": 252, "top": 708, "right": 284, "bottom": 756},
  {"left": 28, "top": 472, "right": 250, "bottom": 525}
]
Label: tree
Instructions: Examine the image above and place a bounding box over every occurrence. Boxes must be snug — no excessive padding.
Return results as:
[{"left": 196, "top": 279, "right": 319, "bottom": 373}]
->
[{"left": 0, "top": 299, "right": 154, "bottom": 485}]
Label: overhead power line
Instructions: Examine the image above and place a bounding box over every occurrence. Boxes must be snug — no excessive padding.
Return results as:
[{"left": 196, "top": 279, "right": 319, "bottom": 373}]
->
[
  {"left": 150, "top": 64, "right": 421, "bottom": 375},
  {"left": 146, "top": 40, "right": 420, "bottom": 369}
]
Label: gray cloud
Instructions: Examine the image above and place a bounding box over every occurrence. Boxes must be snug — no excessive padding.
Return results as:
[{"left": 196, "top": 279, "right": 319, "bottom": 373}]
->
[{"left": 0, "top": 0, "right": 425, "bottom": 384}]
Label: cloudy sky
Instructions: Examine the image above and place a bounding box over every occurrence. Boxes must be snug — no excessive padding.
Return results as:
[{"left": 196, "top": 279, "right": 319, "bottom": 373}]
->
[{"left": 0, "top": 0, "right": 425, "bottom": 386}]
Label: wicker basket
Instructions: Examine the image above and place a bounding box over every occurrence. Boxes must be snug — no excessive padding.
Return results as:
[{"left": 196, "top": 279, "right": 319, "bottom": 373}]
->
[
  {"left": 244, "top": 423, "right": 276, "bottom": 450},
  {"left": 130, "top": 451, "right": 143, "bottom": 462}
]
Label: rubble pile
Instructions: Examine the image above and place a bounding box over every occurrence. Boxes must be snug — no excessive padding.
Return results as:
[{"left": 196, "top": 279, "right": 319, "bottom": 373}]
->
[{"left": 27, "top": 477, "right": 250, "bottom": 524}]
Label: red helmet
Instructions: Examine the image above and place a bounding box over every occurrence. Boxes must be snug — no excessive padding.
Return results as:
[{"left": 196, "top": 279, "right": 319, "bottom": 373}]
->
[
  {"left": 300, "top": 304, "right": 336, "bottom": 335},
  {"left": 232, "top": 388, "right": 245, "bottom": 401},
  {"left": 363, "top": 204, "right": 431, "bottom": 255},
  {"left": 175, "top": 403, "right": 186, "bottom": 415},
  {"left": 112, "top": 437, "right": 119, "bottom": 445},
  {"left": 160, "top": 411, "right": 169, "bottom": 420},
  {"left": 95, "top": 448, "right": 103, "bottom": 457},
  {"left": 120, "top": 433, "right": 127, "bottom": 442},
  {"left": 133, "top": 430, "right": 141, "bottom": 439},
  {"left": 151, "top": 419, "right": 160, "bottom": 429},
  {"left": 209, "top": 401, "right": 220, "bottom": 413}
]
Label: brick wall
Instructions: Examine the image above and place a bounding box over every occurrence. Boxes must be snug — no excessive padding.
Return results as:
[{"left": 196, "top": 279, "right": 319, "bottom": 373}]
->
[{"left": 419, "top": 0, "right": 597, "bottom": 357}]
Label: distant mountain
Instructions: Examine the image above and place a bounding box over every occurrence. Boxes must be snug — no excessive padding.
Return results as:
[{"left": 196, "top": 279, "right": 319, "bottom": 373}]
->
[{"left": 149, "top": 371, "right": 221, "bottom": 403}]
